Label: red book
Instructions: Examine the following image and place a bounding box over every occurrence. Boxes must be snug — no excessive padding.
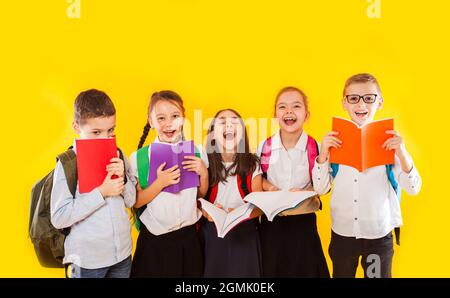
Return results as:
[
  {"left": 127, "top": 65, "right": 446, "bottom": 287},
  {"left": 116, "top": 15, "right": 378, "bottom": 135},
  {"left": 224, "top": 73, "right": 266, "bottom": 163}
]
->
[
  {"left": 75, "top": 138, "right": 118, "bottom": 193},
  {"left": 329, "top": 117, "right": 395, "bottom": 172}
]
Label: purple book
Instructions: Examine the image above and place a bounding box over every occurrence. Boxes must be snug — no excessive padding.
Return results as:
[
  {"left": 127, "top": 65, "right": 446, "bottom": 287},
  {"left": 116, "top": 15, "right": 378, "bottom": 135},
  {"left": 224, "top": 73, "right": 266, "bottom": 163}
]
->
[{"left": 148, "top": 140, "right": 200, "bottom": 194}]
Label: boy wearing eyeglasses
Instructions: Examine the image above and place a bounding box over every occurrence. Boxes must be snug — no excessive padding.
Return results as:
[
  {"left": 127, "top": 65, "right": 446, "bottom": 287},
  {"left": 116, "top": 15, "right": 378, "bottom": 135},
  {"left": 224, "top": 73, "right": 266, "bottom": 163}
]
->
[{"left": 312, "top": 73, "right": 422, "bottom": 278}]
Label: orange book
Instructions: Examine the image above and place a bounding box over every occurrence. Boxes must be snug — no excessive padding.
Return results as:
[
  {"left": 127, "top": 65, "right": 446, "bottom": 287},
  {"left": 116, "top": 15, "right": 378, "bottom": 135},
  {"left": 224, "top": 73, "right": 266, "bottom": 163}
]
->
[{"left": 329, "top": 117, "right": 395, "bottom": 172}]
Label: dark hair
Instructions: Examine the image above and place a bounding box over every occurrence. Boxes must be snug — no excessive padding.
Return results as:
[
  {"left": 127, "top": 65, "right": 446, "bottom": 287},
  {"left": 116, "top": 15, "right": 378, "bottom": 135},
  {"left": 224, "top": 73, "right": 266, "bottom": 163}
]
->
[
  {"left": 343, "top": 73, "right": 382, "bottom": 96},
  {"left": 137, "top": 90, "right": 186, "bottom": 149},
  {"left": 74, "top": 89, "right": 116, "bottom": 124},
  {"left": 274, "top": 86, "right": 309, "bottom": 117},
  {"left": 206, "top": 109, "right": 259, "bottom": 186}
]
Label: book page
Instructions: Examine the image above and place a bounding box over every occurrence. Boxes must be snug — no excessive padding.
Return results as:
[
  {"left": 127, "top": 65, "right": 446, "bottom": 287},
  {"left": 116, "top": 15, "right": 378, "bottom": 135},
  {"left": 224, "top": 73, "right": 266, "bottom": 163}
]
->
[
  {"left": 244, "top": 191, "right": 317, "bottom": 221},
  {"left": 329, "top": 117, "right": 363, "bottom": 171},
  {"left": 221, "top": 203, "right": 254, "bottom": 237},
  {"left": 362, "top": 118, "right": 395, "bottom": 170},
  {"left": 198, "top": 198, "right": 227, "bottom": 234}
]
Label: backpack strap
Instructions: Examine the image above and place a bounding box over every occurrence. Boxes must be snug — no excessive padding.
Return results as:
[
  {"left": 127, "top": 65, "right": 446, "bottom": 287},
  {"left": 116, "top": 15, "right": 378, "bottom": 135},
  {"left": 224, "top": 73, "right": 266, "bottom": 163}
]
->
[
  {"left": 205, "top": 184, "right": 219, "bottom": 203},
  {"left": 134, "top": 145, "right": 150, "bottom": 232},
  {"left": 386, "top": 164, "right": 399, "bottom": 195},
  {"left": 136, "top": 145, "right": 150, "bottom": 189},
  {"left": 57, "top": 148, "right": 78, "bottom": 198},
  {"left": 237, "top": 173, "right": 252, "bottom": 198},
  {"left": 194, "top": 145, "right": 201, "bottom": 159},
  {"left": 117, "top": 147, "right": 128, "bottom": 185},
  {"left": 205, "top": 172, "right": 252, "bottom": 203},
  {"left": 260, "top": 137, "right": 272, "bottom": 179},
  {"left": 306, "top": 135, "right": 319, "bottom": 182},
  {"left": 330, "top": 163, "right": 339, "bottom": 179}
]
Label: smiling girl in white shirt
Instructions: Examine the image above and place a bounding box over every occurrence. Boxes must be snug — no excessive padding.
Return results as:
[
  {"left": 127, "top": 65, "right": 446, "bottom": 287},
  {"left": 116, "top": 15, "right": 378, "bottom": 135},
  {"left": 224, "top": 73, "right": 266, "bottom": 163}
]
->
[
  {"left": 257, "top": 87, "right": 330, "bottom": 278},
  {"left": 129, "top": 90, "right": 208, "bottom": 278}
]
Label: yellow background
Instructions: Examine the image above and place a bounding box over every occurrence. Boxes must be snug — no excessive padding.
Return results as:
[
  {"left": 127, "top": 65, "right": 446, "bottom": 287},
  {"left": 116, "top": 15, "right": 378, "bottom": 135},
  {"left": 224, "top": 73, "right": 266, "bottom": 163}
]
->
[{"left": 1, "top": 0, "right": 448, "bottom": 277}]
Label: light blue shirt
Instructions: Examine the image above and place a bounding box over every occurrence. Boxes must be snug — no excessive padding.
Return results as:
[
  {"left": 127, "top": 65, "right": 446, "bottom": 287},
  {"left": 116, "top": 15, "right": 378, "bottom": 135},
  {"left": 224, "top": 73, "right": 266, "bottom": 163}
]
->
[{"left": 50, "top": 146, "right": 136, "bottom": 269}]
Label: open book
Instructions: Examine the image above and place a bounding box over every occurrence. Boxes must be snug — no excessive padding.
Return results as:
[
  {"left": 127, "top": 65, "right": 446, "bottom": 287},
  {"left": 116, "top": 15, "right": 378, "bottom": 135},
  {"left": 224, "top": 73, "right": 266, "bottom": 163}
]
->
[
  {"left": 244, "top": 190, "right": 318, "bottom": 221},
  {"left": 149, "top": 140, "right": 200, "bottom": 194},
  {"left": 329, "top": 117, "right": 395, "bottom": 172},
  {"left": 198, "top": 198, "right": 254, "bottom": 238},
  {"left": 75, "top": 137, "right": 118, "bottom": 194}
]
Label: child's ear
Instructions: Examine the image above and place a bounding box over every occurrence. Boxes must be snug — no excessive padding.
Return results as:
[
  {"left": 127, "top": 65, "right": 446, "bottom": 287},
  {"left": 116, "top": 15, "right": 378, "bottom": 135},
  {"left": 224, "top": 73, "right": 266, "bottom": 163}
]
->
[
  {"left": 342, "top": 97, "right": 348, "bottom": 111},
  {"left": 377, "top": 97, "right": 384, "bottom": 110},
  {"left": 72, "top": 121, "right": 81, "bottom": 134},
  {"left": 148, "top": 118, "right": 154, "bottom": 129},
  {"left": 305, "top": 111, "right": 310, "bottom": 122}
]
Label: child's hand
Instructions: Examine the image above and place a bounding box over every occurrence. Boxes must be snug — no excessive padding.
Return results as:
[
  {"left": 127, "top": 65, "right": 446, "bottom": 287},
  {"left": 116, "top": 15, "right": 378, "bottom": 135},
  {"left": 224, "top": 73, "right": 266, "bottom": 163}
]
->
[
  {"left": 156, "top": 162, "right": 181, "bottom": 188},
  {"left": 317, "top": 131, "right": 342, "bottom": 163},
  {"left": 383, "top": 130, "right": 406, "bottom": 157},
  {"left": 182, "top": 155, "right": 208, "bottom": 178},
  {"left": 289, "top": 188, "right": 304, "bottom": 192},
  {"left": 98, "top": 171, "right": 125, "bottom": 198},
  {"left": 289, "top": 185, "right": 314, "bottom": 192},
  {"left": 267, "top": 185, "right": 279, "bottom": 191},
  {"left": 106, "top": 155, "right": 125, "bottom": 178},
  {"left": 201, "top": 209, "right": 214, "bottom": 222}
]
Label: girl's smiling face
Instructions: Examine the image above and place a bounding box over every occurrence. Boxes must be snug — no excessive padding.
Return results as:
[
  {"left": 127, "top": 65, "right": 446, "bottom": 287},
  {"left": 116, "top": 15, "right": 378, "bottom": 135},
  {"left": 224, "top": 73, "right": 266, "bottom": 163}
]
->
[
  {"left": 343, "top": 82, "right": 383, "bottom": 127},
  {"left": 149, "top": 100, "right": 184, "bottom": 143},
  {"left": 275, "top": 90, "right": 309, "bottom": 134},
  {"left": 213, "top": 110, "right": 244, "bottom": 153}
]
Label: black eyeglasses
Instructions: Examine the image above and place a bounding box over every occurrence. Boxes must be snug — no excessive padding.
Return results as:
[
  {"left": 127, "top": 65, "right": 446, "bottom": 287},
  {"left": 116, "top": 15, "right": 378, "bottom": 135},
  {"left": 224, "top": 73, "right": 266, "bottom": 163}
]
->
[{"left": 345, "top": 94, "right": 378, "bottom": 104}]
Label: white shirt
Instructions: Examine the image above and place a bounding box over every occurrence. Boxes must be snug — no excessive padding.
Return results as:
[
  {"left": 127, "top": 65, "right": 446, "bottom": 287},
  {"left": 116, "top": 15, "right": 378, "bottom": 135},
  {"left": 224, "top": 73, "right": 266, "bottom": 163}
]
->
[
  {"left": 129, "top": 137, "right": 203, "bottom": 236},
  {"left": 50, "top": 143, "right": 136, "bottom": 269},
  {"left": 256, "top": 131, "right": 312, "bottom": 190},
  {"left": 313, "top": 154, "right": 422, "bottom": 239},
  {"left": 212, "top": 162, "right": 262, "bottom": 210}
]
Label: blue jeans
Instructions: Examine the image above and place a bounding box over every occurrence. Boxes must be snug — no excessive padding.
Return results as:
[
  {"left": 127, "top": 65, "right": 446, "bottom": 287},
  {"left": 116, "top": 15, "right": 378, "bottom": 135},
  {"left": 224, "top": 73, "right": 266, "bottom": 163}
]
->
[{"left": 69, "top": 256, "right": 132, "bottom": 278}]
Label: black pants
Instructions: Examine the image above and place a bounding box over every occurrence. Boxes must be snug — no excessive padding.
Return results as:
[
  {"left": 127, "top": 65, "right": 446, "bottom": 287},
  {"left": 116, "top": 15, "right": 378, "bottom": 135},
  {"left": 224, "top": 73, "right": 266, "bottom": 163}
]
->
[{"left": 329, "top": 230, "right": 394, "bottom": 278}]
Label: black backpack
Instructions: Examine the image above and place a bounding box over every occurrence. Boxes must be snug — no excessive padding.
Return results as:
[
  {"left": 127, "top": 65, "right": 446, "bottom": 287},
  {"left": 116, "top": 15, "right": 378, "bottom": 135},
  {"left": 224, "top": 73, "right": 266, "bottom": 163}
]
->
[{"left": 29, "top": 148, "right": 77, "bottom": 268}]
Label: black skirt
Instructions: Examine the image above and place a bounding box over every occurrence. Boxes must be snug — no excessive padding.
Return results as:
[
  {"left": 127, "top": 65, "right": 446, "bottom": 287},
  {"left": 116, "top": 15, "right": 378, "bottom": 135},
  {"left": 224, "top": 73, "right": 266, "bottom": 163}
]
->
[
  {"left": 259, "top": 213, "right": 330, "bottom": 278},
  {"left": 130, "top": 223, "right": 203, "bottom": 278},
  {"left": 200, "top": 218, "right": 262, "bottom": 278}
]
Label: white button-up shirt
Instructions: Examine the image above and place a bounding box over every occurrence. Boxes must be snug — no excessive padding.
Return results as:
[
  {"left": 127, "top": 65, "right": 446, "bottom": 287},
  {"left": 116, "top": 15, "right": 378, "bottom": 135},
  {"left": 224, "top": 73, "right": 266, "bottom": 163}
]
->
[
  {"left": 50, "top": 143, "right": 136, "bottom": 269},
  {"left": 256, "top": 131, "right": 312, "bottom": 190},
  {"left": 129, "top": 137, "right": 203, "bottom": 236},
  {"left": 313, "top": 154, "right": 422, "bottom": 239},
  {"left": 212, "top": 162, "right": 262, "bottom": 210}
]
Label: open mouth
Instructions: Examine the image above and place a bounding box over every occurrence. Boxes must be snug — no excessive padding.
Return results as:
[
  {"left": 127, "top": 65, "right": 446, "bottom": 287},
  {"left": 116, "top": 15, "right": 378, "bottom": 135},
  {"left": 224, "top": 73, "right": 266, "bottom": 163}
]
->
[
  {"left": 163, "top": 129, "right": 177, "bottom": 138},
  {"left": 354, "top": 111, "right": 368, "bottom": 119},
  {"left": 223, "top": 131, "right": 235, "bottom": 141},
  {"left": 283, "top": 115, "right": 297, "bottom": 126}
]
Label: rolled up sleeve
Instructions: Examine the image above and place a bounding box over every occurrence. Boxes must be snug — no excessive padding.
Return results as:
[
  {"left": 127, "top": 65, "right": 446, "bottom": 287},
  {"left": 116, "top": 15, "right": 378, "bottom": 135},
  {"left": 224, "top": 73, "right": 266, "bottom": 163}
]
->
[{"left": 312, "top": 157, "right": 332, "bottom": 196}]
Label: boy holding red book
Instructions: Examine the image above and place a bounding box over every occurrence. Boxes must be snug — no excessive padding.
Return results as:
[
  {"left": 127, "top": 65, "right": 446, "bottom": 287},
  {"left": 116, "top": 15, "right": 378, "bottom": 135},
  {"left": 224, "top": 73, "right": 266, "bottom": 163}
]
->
[{"left": 50, "top": 89, "right": 136, "bottom": 278}]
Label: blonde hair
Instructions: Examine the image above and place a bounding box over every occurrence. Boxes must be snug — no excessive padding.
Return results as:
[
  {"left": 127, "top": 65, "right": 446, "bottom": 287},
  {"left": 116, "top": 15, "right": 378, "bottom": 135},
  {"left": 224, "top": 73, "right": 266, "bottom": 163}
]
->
[{"left": 343, "top": 73, "right": 382, "bottom": 96}]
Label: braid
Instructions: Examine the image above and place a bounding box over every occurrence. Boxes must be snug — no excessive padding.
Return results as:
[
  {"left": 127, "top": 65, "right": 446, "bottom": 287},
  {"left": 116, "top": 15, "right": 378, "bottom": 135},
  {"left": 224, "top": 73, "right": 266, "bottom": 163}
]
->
[{"left": 137, "top": 123, "right": 151, "bottom": 149}]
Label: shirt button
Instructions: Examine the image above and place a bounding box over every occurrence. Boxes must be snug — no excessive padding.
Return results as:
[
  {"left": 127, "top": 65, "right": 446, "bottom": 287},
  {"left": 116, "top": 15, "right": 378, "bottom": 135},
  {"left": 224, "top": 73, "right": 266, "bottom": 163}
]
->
[
  {"left": 318, "top": 178, "right": 321, "bottom": 180},
  {"left": 354, "top": 200, "right": 357, "bottom": 203},
  {"left": 318, "top": 167, "right": 320, "bottom": 170},
  {"left": 354, "top": 218, "right": 358, "bottom": 220},
  {"left": 354, "top": 179, "right": 358, "bottom": 183}
]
